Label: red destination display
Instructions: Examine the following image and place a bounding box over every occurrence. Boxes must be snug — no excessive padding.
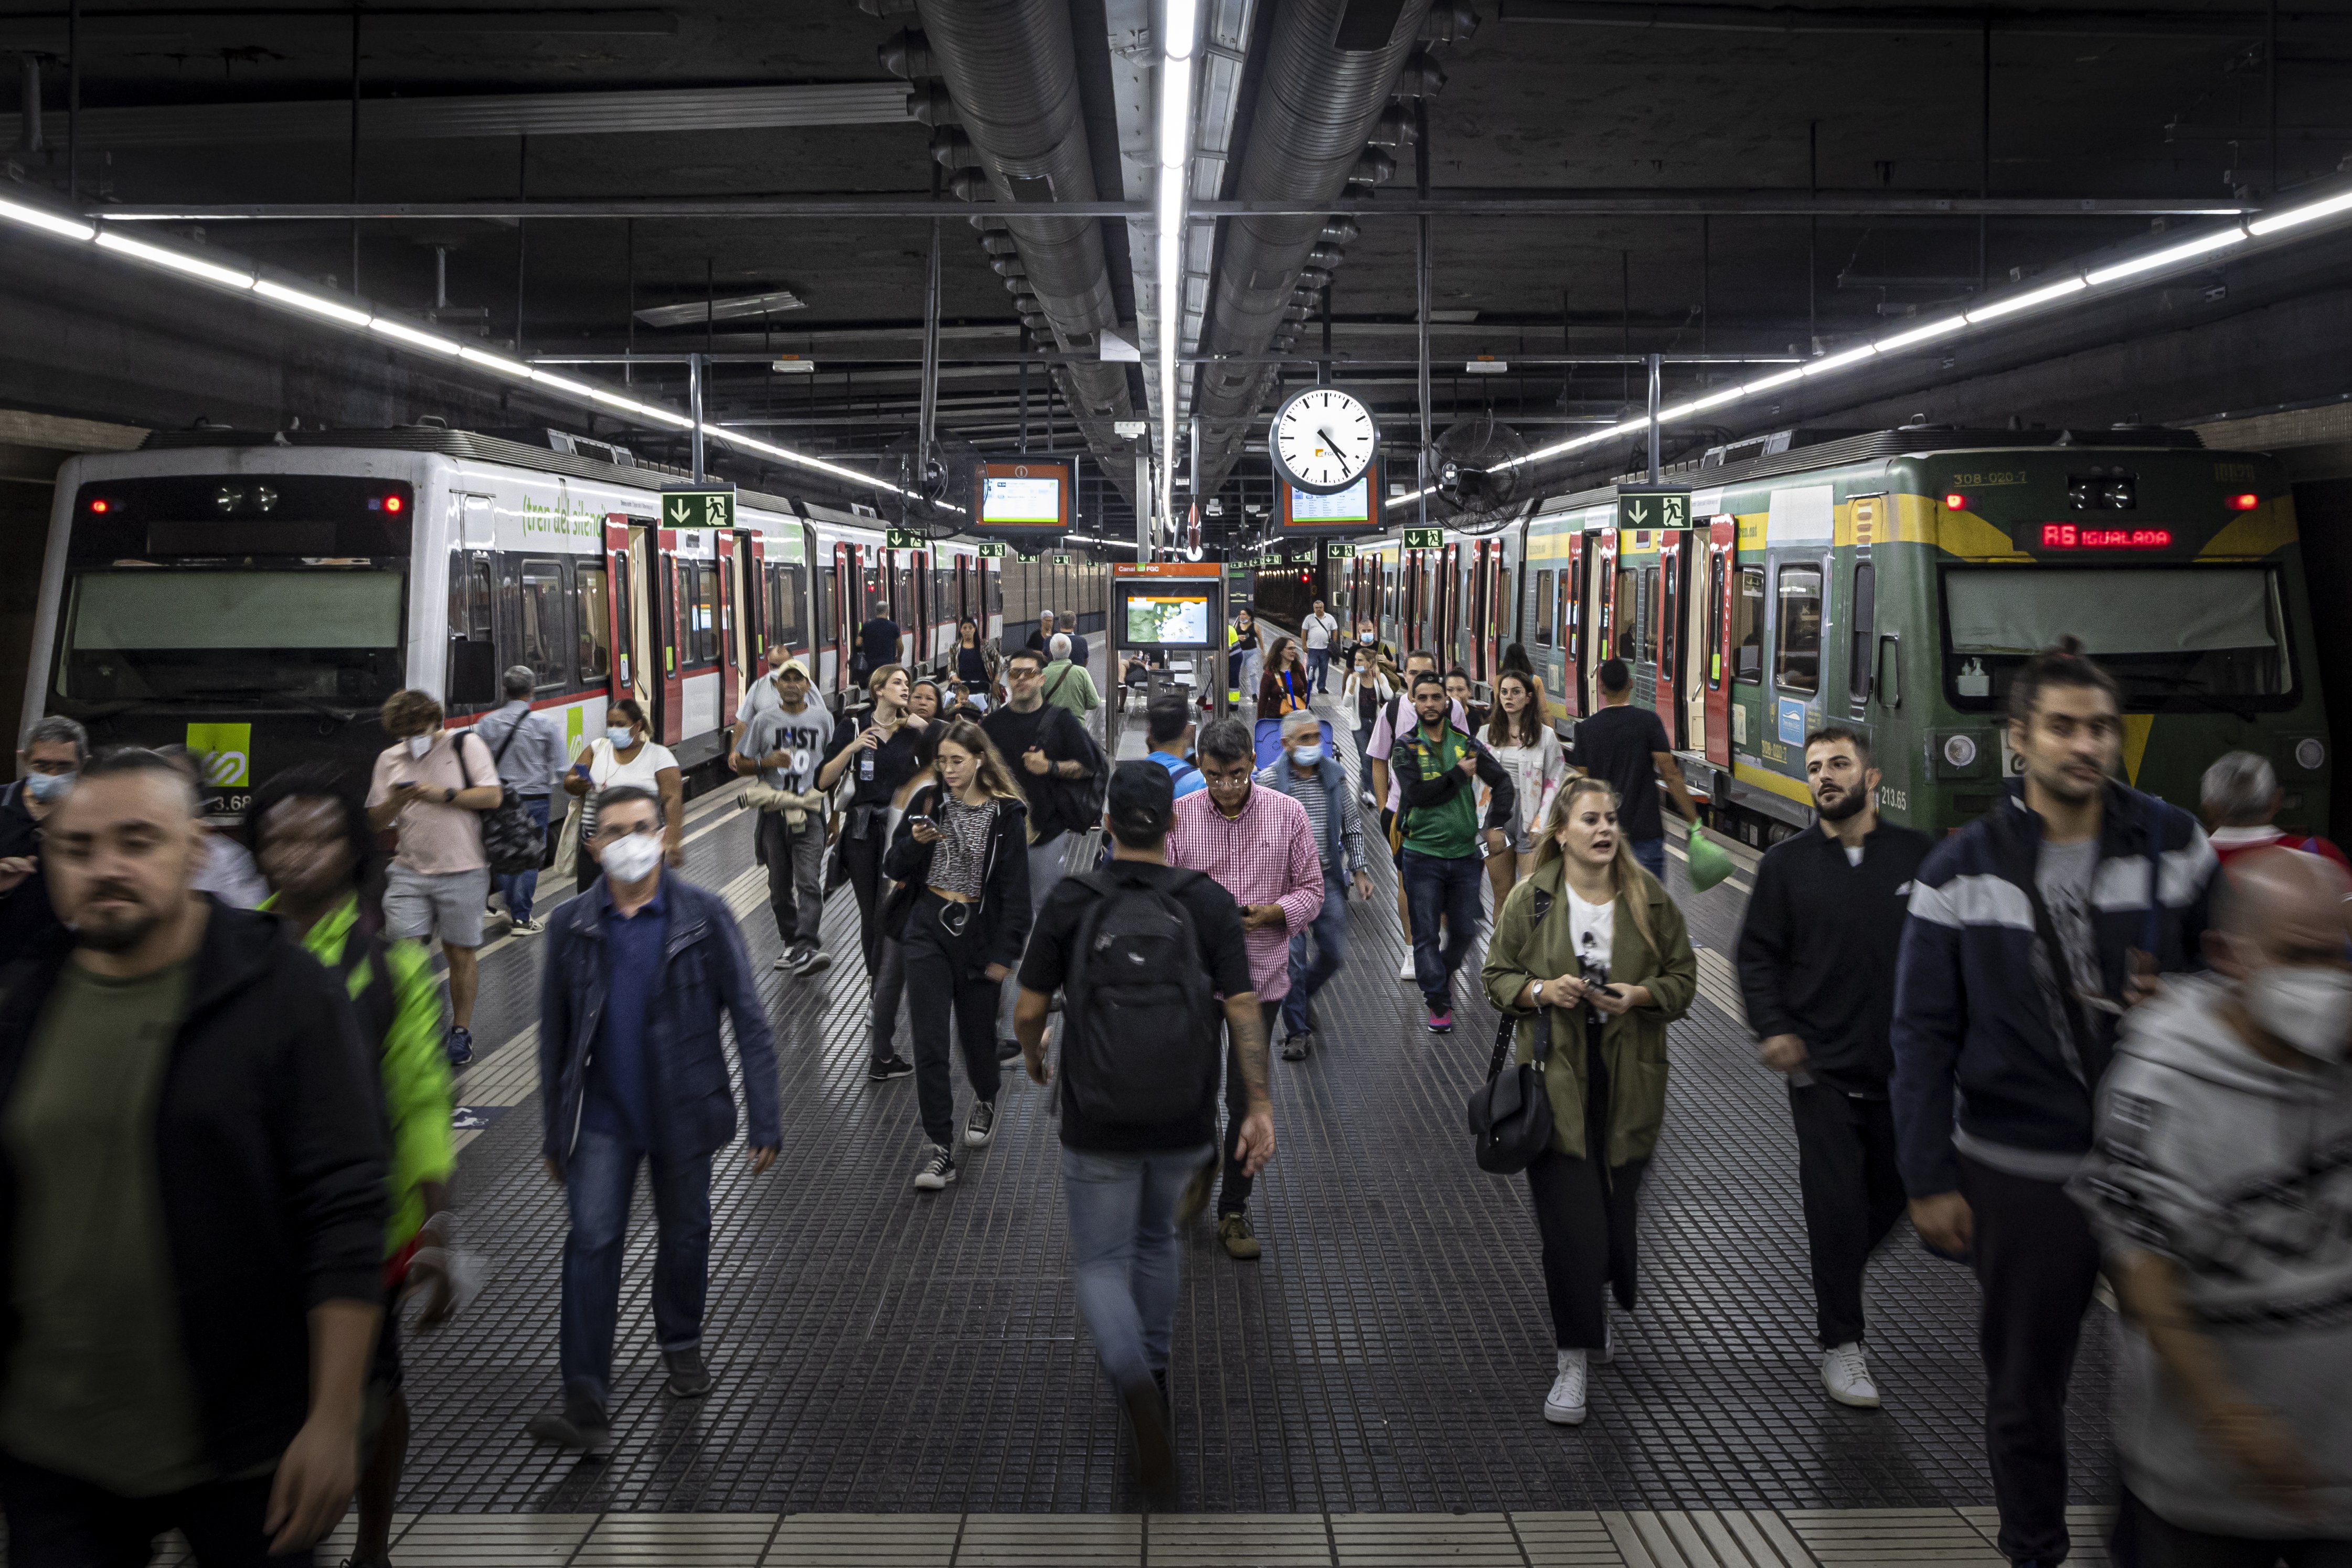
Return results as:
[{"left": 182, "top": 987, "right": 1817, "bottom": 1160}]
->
[{"left": 2039, "top": 524, "right": 2173, "bottom": 550}]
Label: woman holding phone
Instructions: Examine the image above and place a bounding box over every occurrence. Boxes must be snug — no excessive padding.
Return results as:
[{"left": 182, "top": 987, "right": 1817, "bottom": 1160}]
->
[
  {"left": 823, "top": 664, "right": 930, "bottom": 978},
  {"left": 1258, "top": 636, "right": 1312, "bottom": 718},
  {"left": 1485, "top": 668, "right": 1567, "bottom": 907},
  {"left": 1482, "top": 776, "right": 1695, "bottom": 1428},
  {"left": 881, "top": 720, "right": 1032, "bottom": 1192},
  {"left": 563, "top": 698, "right": 683, "bottom": 892}
]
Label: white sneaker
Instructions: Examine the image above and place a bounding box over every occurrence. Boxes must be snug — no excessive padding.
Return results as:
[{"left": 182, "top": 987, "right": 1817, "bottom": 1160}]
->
[
  {"left": 1544, "top": 1349, "right": 1589, "bottom": 1425},
  {"left": 1398, "top": 952, "right": 1418, "bottom": 982},
  {"left": 1822, "top": 1341, "right": 1881, "bottom": 1408},
  {"left": 913, "top": 1145, "right": 958, "bottom": 1191}
]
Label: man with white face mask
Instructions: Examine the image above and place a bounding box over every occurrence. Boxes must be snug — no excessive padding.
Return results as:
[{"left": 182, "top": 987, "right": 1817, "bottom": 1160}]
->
[
  {"left": 0, "top": 715, "right": 88, "bottom": 962},
  {"left": 1255, "top": 708, "right": 1372, "bottom": 1060},
  {"left": 2073, "top": 847, "right": 2352, "bottom": 1563}
]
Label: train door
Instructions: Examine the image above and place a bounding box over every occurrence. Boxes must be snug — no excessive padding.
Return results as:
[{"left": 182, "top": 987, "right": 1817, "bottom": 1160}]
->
[
  {"left": 1561, "top": 533, "right": 1585, "bottom": 718},
  {"left": 715, "top": 530, "right": 741, "bottom": 725},
  {"left": 601, "top": 518, "right": 640, "bottom": 708},
  {"left": 651, "top": 528, "right": 685, "bottom": 745},
  {"left": 1588, "top": 527, "right": 1617, "bottom": 713},
  {"left": 1467, "top": 540, "right": 1489, "bottom": 681},
  {"left": 831, "top": 542, "right": 855, "bottom": 696},
  {"left": 442, "top": 492, "right": 497, "bottom": 713},
  {"left": 1704, "top": 518, "right": 1734, "bottom": 767},
  {"left": 1654, "top": 530, "right": 1684, "bottom": 745}
]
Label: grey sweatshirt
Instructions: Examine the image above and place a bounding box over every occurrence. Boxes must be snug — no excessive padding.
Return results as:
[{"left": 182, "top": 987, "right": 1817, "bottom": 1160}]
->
[{"left": 2071, "top": 973, "right": 2352, "bottom": 1538}]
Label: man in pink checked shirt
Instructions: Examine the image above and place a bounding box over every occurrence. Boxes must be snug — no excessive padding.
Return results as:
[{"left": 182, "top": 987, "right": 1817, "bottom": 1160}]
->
[{"left": 1168, "top": 716, "right": 1326, "bottom": 1262}]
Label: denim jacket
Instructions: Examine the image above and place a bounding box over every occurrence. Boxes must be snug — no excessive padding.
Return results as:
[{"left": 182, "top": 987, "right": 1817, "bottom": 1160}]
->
[{"left": 538, "top": 873, "right": 781, "bottom": 1169}]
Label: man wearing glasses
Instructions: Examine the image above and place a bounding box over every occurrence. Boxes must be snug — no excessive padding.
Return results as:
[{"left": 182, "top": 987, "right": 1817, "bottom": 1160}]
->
[{"left": 980, "top": 648, "right": 1102, "bottom": 1060}]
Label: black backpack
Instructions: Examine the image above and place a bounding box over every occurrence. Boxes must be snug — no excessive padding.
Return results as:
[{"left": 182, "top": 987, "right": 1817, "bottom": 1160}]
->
[
  {"left": 472, "top": 723, "right": 543, "bottom": 876},
  {"left": 1060, "top": 867, "right": 1220, "bottom": 1127}
]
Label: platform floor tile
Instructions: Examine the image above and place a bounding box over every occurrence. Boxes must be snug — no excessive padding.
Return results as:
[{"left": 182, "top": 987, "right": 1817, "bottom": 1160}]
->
[
  {"left": 763, "top": 1512, "right": 961, "bottom": 1566},
  {"left": 1145, "top": 1511, "right": 1337, "bottom": 1565}
]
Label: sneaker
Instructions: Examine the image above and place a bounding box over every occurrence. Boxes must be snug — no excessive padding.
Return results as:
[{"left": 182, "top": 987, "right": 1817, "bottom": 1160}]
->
[
  {"left": 1122, "top": 1381, "right": 1179, "bottom": 1512},
  {"left": 663, "top": 1347, "right": 714, "bottom": 1399},
  {"left": 445, "top": 1026, "right": 474, "bottom": 1069},
  {"left": 868, "top": 1055, "right": 915, "bottom": 1082},
  {"left": 1822, "top": 1341, "right": 1881, "bottom": 1408},
  {"left": 1426, "top": 1007, "right": 1454, "bottom": 1034},
  {"left": 1281, "top": 1032, "right": 1313, "bottom": 1061},
  {"left": 511, "top": 917, "right": 545, "bottom": 936},
  {"left": 1218, "top": 1211, "right": 1262, "bottom": 1261},
  {"left": 774, "top": 951, "right": 797, "bottom": 971},
  {"left": 1176, "top": 1158, "right": 1216, "bottom": 1226},
  {"left": 1398, "top": 952, "right": 1418, "bottom": 982},
  {"left": 996, "top": 1036, "right": 1023, "bottom": 1064},
  {"left": 964, "top": 1098, "right": 997, "bottom": 1147},
  {"left": 1544, "top": 1349, "right": 1589, "bottom": 1425},
  {"left": 913, "top": 1144, "right": 957, "bottom": 1190},
  {"left": 792, "top": 945, "right": 832, "bottom": 977},
  {"left": 526, "top": 1401, "right": 614, "bottom": 1458}
]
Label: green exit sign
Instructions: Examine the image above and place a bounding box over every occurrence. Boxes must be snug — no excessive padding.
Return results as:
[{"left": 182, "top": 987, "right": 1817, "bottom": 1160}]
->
[
  {"left": 1051, "top": 552, "right": 1072, "bottom": 565},
  {"left": 662, "top": 489, "right": 735, "bottom": 529},
  {"left": 1327, "top": 542, "right": 1355, "bottom": 559},
  {"left": 974, "top": 541, "right": 1006, "bottom": 558},
  {"left": 1403, "top": 527, "right": 1444, "bottom": 549},
  {"left": 886, "top": 528, "right": 923, "bottom": 549}
]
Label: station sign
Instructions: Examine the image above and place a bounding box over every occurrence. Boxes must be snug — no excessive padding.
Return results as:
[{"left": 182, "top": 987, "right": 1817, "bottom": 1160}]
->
[
  {"left": 662, "top": 488, "right": 735, "bottom": 529},
  {"left": 1051, "top": 552, "right": 1072, "bottom": 565},
  {"left": 886, "top": 528, "right": 924, "bottom": 549},
  {"left": 974, "top": 541, "right": 1006, "bottom": 558},
  {"left": 1327, "top": 542, "right": 1356, "bottom": 559},
  {"left": 1615, "top": 489, "right": 1690, "bottom": 530},
  {"left": 1403, "top": 527, "right": 1444, "bottom": 549}
]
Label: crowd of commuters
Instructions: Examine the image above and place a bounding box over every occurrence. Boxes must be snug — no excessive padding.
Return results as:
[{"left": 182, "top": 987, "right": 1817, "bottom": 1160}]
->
[{"left": 2, "top": 600, "right": 2348, "bottom": 1565}]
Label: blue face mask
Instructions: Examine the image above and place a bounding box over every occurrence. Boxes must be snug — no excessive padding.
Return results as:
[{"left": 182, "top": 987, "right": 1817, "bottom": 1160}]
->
[
  {"left": 605, "top": 726, "right": 635, "bottom": 748},
  {"left": 24, "top": 771, "right": 74, "bottom": 805},
  {"left": 1290, "top": 744, "right": 1324, "bottom": 767}
]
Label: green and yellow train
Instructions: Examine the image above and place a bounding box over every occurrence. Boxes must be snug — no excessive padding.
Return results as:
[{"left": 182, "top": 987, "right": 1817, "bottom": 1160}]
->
[{"left": 1340, "top": 426, "right": 2327, "bottom": 841}]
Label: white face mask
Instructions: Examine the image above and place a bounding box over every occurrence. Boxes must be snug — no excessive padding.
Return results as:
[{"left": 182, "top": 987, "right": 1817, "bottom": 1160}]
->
[
  {"left": 599, "top": 831, "right": 663, "bottom": 884},
  {"left": 1291, "top": 744, "right": 1324, "bottom": 767},
  {"left": 2243, "top": 964, "right": 2352, "bottom": 1063},
  {"left": 405, "top": 734, "right": 433, "bottom": 760},
  {"left": 605, "top": 726, "right": 635, "bottom": 749}
]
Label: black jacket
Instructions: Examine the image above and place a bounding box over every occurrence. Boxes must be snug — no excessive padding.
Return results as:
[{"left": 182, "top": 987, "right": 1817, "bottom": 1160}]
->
[
  {"left": 881, "top": 788, "right": 1035, "bottom": 972},
  {"left": 0, "top": 900, "right": 388, "bottom": 1473},
  {"left": 0, "top": 782, "right": 59, "bottom": 966},
  {"left": 979, "top": 701, "right": 1102, "bottom": 841},
  {"left": 1736, "top": 820, "right": 1935, "bottom": 1095}
]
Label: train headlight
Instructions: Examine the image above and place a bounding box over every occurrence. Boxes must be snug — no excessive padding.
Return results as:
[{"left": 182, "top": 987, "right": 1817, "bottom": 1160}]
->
[
  {"left": 213, "top": 485, "right": 241, "bottom": 513},
  {"left": 2296, "top": 738, "right": 2326, "bottom": 772},
  {"left": 1943, "top": 734, "right": 1978, "bottom": 769}
]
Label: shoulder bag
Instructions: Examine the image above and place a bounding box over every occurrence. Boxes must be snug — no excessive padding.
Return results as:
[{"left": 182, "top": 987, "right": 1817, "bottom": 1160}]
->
[
  {"left": 471, "top": 724, "right": 544, "bottom": 876},
  {"left": 1465, "top": 887, "right": 1558, "bottom": 1174}
]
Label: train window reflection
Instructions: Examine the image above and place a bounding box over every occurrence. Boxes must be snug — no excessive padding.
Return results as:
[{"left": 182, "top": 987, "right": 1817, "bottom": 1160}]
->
[
  {"left": 1733, "top": 568, "right": 1764, "bottom": 681},
  {"left": 56, "top": 568, "right": 405, "bottom": 707},
  {"left": 1775, "top": 566, "right": 1823, "bottom": 695},
  {"left": 576, "top": 563, "right": 611, "bottom": 684},
  {"left": 1942, "top": 566, "right": 2289, "bottom": 709},
  {"left": 519, "top": 558, "right": 569, "bottom": 688}
]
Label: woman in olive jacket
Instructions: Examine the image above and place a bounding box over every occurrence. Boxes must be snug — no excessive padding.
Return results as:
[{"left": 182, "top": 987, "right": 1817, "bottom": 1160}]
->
[{"left": 1481, "top": 774, "right": 1697, "bottom": 1427}]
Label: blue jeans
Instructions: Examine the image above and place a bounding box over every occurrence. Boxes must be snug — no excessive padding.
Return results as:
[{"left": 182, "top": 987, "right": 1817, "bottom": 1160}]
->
[
  {"left": 1307, "top": 646, "right": 1331, "bottom": 692},
  {"left": 1061, "top": 1143, "right": 1215, "bottom": 1392},
  {"left": 497, "top": 795, "right": 551, "bottom": 924},
  {"left": 1282, "top": 869, "right": 1349, "bottom": 1037},
  {"left": 558, "top": 1124, "right": 712, "bottom": 1414},
  {"left": 1401, "top": 848, "right": 1484, "bottom": 1011},
  {"left": 1631, "top": 836, "right": 1666, "bottom": 883}
]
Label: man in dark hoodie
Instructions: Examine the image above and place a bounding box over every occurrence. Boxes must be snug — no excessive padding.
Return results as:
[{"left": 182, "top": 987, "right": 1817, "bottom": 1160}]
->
[
  {"left": 0, "top": 747, "right": 388, "bottom": 1565},
  {"left": 2074, "top": 847, "right": 2352, "bottom": 1564},
  {"left": 1892, "top": 640, "right": 2215, "bottom": 1568}
]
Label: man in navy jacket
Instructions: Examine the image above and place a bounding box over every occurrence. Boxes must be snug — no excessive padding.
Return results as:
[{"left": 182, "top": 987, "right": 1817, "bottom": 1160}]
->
[
  {"left": 529, "top": 784, "right": 780, "bottom": 1458},
  {"left": 1892, "top": 642, "right": 2215, "bottom": 1568}
]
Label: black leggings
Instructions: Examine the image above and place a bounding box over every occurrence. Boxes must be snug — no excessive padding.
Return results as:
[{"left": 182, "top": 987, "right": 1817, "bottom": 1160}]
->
[
  {"left": 1523, "top": 1014, "right": 1649, "bottom": 1349},
  {"left": 839, "top": 820, "right": 889, "bottom": 979},
  {"left": 900, "top": 890, "right": 1003, "bottom": 1149}
]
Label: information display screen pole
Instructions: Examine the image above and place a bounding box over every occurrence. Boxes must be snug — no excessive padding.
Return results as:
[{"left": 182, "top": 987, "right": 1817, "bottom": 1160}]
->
[{"left": 1107, "top": 562, "right": 1227, "bottom": 759}]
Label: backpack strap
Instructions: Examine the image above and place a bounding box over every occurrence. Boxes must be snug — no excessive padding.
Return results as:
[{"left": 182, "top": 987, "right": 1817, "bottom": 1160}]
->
[{"left": 335, "top": 928, "right": 400, "bottom": 1059}]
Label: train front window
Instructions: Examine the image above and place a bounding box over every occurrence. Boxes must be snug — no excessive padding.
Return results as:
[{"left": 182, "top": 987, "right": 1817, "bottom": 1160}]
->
[
  {"left": 1733, "top": 568, "right": 1764, "bottom": 681},
  {"left": 1775, "top": 566, "right": 1823, "bottom": 695},
  {"left": 55, "top": 567, "right": 405, "bottom": 709},
  {"left": 517, "top": 557, "right": 569, "bottom": 688},
  {"left": 1942, "top": 566, "right": 2290, "bottom": 711}
]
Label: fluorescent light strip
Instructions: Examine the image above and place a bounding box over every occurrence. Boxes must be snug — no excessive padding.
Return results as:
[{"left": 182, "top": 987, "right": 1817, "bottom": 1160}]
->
[
  {"left": 94, "top": 231, "right": 254, "bottom": 291},
  {"left": 0, "top": 196, "right": 94, "bottom": 241},
  {"left": 1872, "top": 314, "right": 1968, "bottom": 353},
  {"left": 1802, "top": 343, "right": 1878, "bottom": 377},
  {"left": 254, "top": 279, "right": 372, "bottom": 327},
  {"left": 367, "top": 315, "right": 464, "bottom": 356},
  {"left": 2250, "top": 187, "right": 2352, "bottom": 236},
  {"left": 1965, "top": 274, "right": 2087, "bottom": 324},
  {"left": 457, "top": 344, "right": 537, "bottom": 378},
  {"left": 2083, "top": 227, "right": 2245, "bottom": 286}
]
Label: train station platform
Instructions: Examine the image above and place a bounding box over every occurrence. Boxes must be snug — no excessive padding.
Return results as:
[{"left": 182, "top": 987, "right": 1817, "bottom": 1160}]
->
[{"left": 332, "top": 643, "right": 2122, "bottom": 1568}]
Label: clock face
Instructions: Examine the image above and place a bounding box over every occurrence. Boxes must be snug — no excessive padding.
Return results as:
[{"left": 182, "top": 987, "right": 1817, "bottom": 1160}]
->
[{"left": 1272, "top": 387, "right": 1378, "bottom": 495}]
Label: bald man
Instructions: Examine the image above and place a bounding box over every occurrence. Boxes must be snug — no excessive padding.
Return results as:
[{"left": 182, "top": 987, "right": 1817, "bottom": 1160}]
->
[{"left": 2073, "top": 847, "right": 2352, "bottom": 1562}]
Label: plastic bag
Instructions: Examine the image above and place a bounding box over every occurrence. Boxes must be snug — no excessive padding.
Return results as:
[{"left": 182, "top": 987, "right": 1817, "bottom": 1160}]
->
[{"left": 1684, "top": 817, "right": 1738, "bottom": 893}]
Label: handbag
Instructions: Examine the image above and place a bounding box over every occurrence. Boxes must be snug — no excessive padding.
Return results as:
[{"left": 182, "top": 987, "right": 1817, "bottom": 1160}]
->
[
  {"left": 1465, "top": 888, "right": 1558, "bottom": 1175},
  {"left": 551, "top": 794, "right": 583, "bottom": 883},
  {"left": 473, "top": 720, "right": 543, "bottom": 876}
]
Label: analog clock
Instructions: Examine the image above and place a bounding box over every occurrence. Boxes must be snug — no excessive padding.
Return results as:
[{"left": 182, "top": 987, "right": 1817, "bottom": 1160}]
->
[{"left": 1270, "top": 386, "right": 1379, "bottom": 496}]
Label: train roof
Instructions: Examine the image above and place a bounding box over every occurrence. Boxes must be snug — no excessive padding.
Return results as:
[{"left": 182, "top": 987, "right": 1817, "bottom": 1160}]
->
[{"left": 134, "top": 423, "right": 885, "bottom": 531}]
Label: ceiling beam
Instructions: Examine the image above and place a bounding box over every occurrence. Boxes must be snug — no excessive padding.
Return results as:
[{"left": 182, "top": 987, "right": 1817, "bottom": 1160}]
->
[
  {"left": 1497, "top": 2, "right": 2352, "bottom": 39},
  {"left": 0, "top": 8, "right": 678, "bottom": 49},
  {"left": 92, "top": 188, "right": 2251, "bottom": 221}
]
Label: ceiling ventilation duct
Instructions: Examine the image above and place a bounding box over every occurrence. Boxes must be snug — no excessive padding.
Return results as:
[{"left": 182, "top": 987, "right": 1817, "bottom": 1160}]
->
[
  {"left": 1188, "top": 0, "right": 1439, "bottom": 485},
  {"left": 911, "top": 0, "right": 1141, "bottom": 475}
]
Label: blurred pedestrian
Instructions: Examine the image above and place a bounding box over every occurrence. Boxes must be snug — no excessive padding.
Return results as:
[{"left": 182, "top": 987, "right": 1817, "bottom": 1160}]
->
[
  {"left": 1892, "top": 638, "right": 2215, "bottom": 1568},
  {"left": 2076, "top": 847, "right": 2352, "bottom": 1565},
  {"left": 1015, "top": 761, "right": 1270, "bottom": 1511},
  {"left": 1169, "top": 718, "right": 1322, "bottom": 1258},
  {"left": 884, "top": 721, "right": 1033, "bottom": 1190},
  {"left": 1569, "top": 659, "right": 1696, "bottom": 883},
  {"left": 530, "top": 785, "right": 779, "bottom": 1456},
  {"left": 1258, "top": 708, "right": 1372, "bottom": 1060},
  {"left": 866, "top": 721, "right": 946, "bottom": 1083},
  {"left": 981, "top": 648, "right": 1103, "bottom": 1058},
  {"left": 0, "top": 716, "right": 84, "bottom": 961},
  {"left": 1483, "top": 776, "right": 1696, "bottom": 1425},
  {"left": 1736, "top": 728, "right": 1933, "bottom": 1408},
  {"left": 367, "top": 689, "right": 504, "bottom": 1067},
  {"left": 732, "top": 657, "right": 845, "bottom": 977},
  {"left": 474, "top": 665, "right": 569, "bottom": 934},
  {"left": 0, "top": 748, "right": 387, "bottom": 1564},
  {"left": 2201, "top": 750, "right": 2349, "bottom": 870},
  {"left": 250, "top": 762, "right": 457, "bottom": 1568},
  {"left": 1393, "top": 670, "right": 1516, "bottom": 1033}
]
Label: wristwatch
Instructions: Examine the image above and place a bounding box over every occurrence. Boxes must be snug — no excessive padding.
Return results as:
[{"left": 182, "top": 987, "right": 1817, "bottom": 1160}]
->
[
  {"left": 443, "top": 786, "right": 456, "bottom": 804},
  {"left": 1530, "top": 980, "right": 1545, "bottom": 1007}
]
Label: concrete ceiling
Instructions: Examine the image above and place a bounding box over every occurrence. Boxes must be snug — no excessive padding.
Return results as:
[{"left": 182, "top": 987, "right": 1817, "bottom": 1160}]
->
[{"left": 5, "top": 0, "right": 2350, "bottom": 539}]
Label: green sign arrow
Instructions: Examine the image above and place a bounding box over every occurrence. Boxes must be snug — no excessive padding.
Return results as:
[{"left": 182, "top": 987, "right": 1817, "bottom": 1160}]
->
[
  {"left": 663, "top": 489, "right": 735, "bottom": 529},
  {"left": 1403, "top": 527, "right": 1444, "bottom": 549},
  {"left": 974, "top": 541, "right": 1006, "bottom": 558},
  {"left": 1051, "top": 552, "right": 1072, "bottom": 565},
  {"left": 886, "top": 528, "right": 922, "bottom": 549},
  {"left": 1614, "top": 490, "right": 1690, "bottom": 531}
]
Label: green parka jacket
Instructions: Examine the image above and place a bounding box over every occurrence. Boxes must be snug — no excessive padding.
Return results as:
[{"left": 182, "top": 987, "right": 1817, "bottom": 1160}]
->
[{"left": 1479, "top": 856, "right": 1698, "bottom": 1165}]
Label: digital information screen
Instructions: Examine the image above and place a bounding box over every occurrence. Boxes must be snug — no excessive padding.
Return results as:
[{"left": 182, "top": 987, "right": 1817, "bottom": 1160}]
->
[
  {"left": 983, "top": 476, "right": 1063, "bottom": 525},
  {"left": 1117, "top": 588, "right": 1218, "bottom": 649},
  {"left": 2038, "top": 523, "right": 2174, "bottom": 551},
  {"left": 1288, "top": 477, "right": 1369, "bottom": 524}
]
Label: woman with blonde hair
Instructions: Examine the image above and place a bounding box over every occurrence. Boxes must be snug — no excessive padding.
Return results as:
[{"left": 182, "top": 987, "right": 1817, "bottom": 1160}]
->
[
  {"left": 1481, "top": 775, "right": 1696, "bottom": 1428},
  {"left": 881, "top": 719, "right": 1033, "bottom": 1191}
]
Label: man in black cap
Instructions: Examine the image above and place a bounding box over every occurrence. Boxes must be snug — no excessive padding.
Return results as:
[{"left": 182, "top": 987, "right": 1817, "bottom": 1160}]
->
[{"left": 1014, "top": 762, "right": 1270, "bottom": 1511}]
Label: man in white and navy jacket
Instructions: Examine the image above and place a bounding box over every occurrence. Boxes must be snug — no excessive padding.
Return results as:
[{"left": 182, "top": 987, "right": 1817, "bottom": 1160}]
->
[{"left": 1891, "top": 639, "right": 2215, "bottom": 1568}]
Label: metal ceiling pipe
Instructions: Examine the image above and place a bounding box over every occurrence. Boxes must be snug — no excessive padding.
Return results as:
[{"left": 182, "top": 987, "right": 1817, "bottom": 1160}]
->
[
  {"left": 912, "top": 0, "right": 1137, "bottom": 471},
  {"left": 1189, "top": 0, "right": 1439, "bottom": 482}
]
